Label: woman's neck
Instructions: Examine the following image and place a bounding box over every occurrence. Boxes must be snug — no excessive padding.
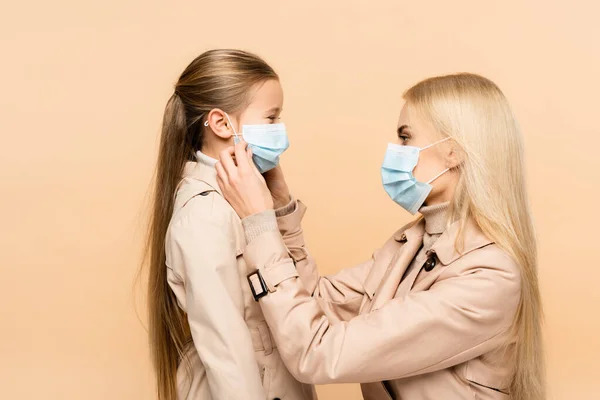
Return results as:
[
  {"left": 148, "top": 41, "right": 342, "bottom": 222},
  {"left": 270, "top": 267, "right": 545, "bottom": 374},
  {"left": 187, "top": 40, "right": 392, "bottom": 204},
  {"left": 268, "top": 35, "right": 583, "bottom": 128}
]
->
[
  {"left": 419, "top": 202, "right": 450, "bottom": 235},
  {"left": 425, "top": 171, "right": 458, "bottom": 206}
]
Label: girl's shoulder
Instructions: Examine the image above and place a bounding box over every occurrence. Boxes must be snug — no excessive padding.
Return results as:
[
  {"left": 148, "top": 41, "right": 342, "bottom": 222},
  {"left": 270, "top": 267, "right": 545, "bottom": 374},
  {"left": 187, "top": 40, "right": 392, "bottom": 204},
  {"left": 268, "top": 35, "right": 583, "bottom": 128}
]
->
[{"left": 167, "top": 178, "right": 242, "bottom": 246}]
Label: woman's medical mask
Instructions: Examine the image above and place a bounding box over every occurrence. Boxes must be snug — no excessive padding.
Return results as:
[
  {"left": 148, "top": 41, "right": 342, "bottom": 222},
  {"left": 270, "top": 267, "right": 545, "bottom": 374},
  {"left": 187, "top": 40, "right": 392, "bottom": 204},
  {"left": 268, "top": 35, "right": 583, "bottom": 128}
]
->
[
  {"left": 222, "top": 113, "right": 289, "bottom": 173},
  {"left": 381, "top": 137, "right": 450, "bottom": 214}
]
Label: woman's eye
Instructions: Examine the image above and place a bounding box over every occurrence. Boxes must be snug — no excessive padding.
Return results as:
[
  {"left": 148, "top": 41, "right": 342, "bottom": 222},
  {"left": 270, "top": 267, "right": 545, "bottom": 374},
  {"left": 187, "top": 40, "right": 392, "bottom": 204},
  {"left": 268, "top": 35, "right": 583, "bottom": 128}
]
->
[{"left": 399, "top": 135, "right": 410, "bottom": 143}]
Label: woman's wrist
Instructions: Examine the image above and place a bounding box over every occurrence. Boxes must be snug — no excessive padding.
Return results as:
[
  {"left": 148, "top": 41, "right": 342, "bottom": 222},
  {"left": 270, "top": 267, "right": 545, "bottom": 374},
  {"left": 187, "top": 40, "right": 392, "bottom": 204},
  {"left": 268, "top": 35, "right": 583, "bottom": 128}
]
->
[
  {"left": 275, "top": 196, "right": 295, "bottom": 217},
  {"left": 272, "top": 193, "right": 292, "bottom": 210},
  {"left": 242, "top": 210, "right": 278, "bottom": 244}
]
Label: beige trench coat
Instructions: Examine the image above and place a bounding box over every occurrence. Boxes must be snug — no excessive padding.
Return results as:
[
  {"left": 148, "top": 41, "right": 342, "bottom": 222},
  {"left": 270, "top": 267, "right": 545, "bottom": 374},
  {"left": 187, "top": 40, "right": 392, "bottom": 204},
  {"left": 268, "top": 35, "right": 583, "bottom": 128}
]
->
[
  {"left": 165, "top": 154, "right": 317, "bottom": 400},
  {"left": 246, "top": 201, "right": 521, "bottom": 400}
]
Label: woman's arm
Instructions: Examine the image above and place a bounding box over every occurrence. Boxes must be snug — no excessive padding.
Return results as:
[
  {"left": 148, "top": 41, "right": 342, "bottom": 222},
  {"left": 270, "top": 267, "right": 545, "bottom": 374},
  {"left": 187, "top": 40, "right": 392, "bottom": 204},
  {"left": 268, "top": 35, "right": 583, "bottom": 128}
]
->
[
  {"left": 215, "top": 143, "right": 519, "bottom": 385},
  {"left": 244, "top": 216, "right": 521, "bottom": 385},
  {"left": 167, "top": 205, "right": 265, "bottom": 400},
  {"left": 245, "top": 201, "right": 375, "bottom": 322}
]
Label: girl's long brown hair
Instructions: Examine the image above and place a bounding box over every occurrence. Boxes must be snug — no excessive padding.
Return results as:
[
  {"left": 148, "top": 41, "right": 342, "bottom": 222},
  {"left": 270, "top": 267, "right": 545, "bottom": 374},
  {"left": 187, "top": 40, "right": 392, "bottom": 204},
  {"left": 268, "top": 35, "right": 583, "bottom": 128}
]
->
[{"left": 145, "top": 49, "right": 278, "bottom": 400}]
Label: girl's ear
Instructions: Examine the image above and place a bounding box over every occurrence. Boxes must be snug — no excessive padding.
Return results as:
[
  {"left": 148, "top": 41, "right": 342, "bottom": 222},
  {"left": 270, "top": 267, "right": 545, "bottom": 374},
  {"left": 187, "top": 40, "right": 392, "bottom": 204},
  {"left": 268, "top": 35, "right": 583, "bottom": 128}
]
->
[{"left": 206, "top": 109, "right": 236, "bottom": 140}]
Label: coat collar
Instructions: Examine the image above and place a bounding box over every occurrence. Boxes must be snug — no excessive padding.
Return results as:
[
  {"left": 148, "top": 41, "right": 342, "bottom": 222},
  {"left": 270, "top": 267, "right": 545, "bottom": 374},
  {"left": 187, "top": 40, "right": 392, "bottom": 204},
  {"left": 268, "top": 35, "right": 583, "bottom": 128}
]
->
[
  {"left": 393, "top": 217, "right": 425, "bottom": 244},
  {"left": 394, "top": 216, "right": 494, "bottom": 265},
  {"left": 181, "top": 151, "right": 222, "bottom": 196},
  {"left": 431, "top": 218, "right": 494, "bottom": 265}
]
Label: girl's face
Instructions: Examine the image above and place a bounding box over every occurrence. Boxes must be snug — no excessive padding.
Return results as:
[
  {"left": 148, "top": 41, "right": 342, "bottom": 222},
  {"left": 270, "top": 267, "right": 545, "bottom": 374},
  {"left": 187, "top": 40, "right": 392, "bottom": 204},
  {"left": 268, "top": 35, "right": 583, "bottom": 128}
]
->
[
  {"left": 395, "top": 103, "right": 459, "bottom": 205},
  {"left": 227, "top": 79, "right": 284, "bottom": 135},
  {"left": 203, "top": 79, "right": 283, "bottom": 157}
]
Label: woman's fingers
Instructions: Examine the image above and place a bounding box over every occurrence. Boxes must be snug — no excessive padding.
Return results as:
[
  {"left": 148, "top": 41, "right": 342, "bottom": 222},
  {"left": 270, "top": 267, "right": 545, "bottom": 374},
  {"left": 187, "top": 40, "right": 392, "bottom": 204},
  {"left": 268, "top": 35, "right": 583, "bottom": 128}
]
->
[
  {"left": 216, "top": 142, "right": 275, "bottom": 218},
  {"left": 234, "top": 140, "right": 252, "bottom": 171},
  {"left": 219, "top": 146, "right": 237, "bottom": 177},
  {"left": 246, "top": 147, "right": 263, "bottom": 179},
  {"left": 215, "top": 169, "right": 225, "bottom": 192},
  {"left": 215, "top": 160, "right": 229, "bottom": 186}
]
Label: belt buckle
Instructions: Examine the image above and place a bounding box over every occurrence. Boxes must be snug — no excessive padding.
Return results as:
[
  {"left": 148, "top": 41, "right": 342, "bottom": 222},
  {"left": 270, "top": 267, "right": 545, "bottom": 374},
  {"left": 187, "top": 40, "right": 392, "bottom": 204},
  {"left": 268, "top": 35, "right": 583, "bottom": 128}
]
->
[{"left": 247, "top": 270, "right": 268, "bottom": 301}]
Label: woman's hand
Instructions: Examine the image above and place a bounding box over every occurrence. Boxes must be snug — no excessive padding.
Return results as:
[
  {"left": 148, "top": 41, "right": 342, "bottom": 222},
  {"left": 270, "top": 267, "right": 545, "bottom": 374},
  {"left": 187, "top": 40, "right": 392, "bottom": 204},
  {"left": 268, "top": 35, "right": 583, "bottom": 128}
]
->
[
  {"left": 263, "top": 165, "right": 291, "bottom": 209},
  {"left": 216, "top": 141, "right": 274, "bottom": 219}
]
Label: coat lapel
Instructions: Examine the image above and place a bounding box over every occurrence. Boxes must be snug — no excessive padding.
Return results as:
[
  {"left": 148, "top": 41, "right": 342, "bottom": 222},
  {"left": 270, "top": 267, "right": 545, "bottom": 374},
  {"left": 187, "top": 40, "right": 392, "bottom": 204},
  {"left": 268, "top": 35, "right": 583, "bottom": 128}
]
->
[
  {"left": 430, "top": 218, "right": 493, "bottom": 265},
  {"left": 370, "top": 220, "right": 424, "bottom": 311},
  {"left": 395, "top": 254, "right": 424, "bottom": 299},
  {"left": 182, "top": 159, "right": 223, "bottom": 196},
  {"left": 365, "top": 217, "right": 494, "bottom": 313}
]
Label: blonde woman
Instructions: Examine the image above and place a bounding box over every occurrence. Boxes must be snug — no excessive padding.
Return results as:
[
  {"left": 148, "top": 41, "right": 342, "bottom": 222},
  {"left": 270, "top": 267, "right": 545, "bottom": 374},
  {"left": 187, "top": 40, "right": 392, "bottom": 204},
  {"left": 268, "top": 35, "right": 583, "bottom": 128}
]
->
[
  {"left": 146, "top": 49, "right": 316, "bottom": 400},
  {"left": 216, "top": 74, "right": 545, "bottom": 400}
]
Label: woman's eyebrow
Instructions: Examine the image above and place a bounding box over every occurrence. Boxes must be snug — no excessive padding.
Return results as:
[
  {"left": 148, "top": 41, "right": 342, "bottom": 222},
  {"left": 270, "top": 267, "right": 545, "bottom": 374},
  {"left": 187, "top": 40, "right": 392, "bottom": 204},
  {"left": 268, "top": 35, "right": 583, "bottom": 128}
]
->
[{"left": 397, "top": 125, "right": 410, "bottom": 135}]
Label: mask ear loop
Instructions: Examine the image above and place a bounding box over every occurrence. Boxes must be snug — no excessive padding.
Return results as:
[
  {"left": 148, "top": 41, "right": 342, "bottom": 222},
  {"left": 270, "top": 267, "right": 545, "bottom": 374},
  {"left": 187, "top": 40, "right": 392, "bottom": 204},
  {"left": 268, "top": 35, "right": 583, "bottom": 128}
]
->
[
  {"left": 224, "top": 113, "right": 241, "bottom": 144},
  {"left": 427, "top": 168, "right": 450, "bottom": 184},
  {"left": 420, "top": 136, "right": 450, "bottom": 152},
  {"left": 421, "top": 137, "right": 452, "bottom": 184}
]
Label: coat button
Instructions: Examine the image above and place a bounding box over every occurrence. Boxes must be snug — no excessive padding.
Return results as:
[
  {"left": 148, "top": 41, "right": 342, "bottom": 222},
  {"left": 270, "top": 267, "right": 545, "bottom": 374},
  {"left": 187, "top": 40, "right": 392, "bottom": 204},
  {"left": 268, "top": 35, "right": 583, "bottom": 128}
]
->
[{"left": 423, "top": 256, "right": 437, "bottom": 272}]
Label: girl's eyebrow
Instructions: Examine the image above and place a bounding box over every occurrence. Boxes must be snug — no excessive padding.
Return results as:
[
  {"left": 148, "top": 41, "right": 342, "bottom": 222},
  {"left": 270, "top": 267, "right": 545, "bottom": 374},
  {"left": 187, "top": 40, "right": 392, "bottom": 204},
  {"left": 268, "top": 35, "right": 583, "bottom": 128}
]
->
[{"left": 266, "top": 106, "right": 282, "bottom": 114}]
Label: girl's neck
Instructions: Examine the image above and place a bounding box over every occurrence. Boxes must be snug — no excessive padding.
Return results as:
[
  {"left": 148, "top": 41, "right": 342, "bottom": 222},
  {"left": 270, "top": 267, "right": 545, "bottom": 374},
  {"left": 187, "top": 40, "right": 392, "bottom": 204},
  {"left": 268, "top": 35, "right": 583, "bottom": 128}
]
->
[{"left": 201, "top": 137, "right": 233, "bottom": 160}]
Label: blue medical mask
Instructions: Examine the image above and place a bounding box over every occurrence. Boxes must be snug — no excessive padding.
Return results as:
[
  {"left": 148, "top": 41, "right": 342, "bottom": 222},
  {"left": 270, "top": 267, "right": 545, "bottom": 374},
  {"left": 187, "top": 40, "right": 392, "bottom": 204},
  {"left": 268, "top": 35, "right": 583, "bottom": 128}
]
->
[
  {"left": 224, "top": 113, "right": 289, "bottom": 173},
  {"left": 381, "top": 138, "right": 450, "bottom": 214}
]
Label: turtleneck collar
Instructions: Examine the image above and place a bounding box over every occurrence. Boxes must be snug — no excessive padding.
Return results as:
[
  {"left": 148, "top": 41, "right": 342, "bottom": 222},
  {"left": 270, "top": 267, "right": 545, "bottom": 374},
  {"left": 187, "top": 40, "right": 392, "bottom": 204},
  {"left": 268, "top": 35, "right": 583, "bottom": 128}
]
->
[
  {"left": 419, "top": 202, "right": 450, "bottom": 235},
  {"left": 196, "top": 150, "right": 217, "bottom": 167}
]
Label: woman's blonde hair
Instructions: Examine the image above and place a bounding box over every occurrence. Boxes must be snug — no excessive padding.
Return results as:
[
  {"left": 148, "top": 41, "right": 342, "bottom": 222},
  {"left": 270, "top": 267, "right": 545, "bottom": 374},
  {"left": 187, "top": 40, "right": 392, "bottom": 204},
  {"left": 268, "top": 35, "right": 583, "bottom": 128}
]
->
[
  {"left": 404, "top": 73, "right": 545, "bottom": 400},
  {"left": 145, "top": 49, "right": 278, "bottom": 400}
]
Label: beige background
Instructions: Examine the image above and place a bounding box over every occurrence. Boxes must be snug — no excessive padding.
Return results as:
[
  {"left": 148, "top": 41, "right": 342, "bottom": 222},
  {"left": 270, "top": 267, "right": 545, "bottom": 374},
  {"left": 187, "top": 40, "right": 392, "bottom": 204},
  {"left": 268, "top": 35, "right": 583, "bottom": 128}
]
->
[{"left": 1, "top": 1, "right": 599, "bottom": 399}]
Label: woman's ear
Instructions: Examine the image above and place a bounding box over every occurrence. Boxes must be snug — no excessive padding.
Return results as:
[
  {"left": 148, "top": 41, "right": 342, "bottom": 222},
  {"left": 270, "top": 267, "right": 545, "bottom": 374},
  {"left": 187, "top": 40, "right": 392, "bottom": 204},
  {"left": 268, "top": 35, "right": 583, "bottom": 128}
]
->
[
  {"left": 446, "top": 142, "right": 464, "bottom": 169},
  {"left": 206, "top": 109, "right": 236, "bottom": 140}
]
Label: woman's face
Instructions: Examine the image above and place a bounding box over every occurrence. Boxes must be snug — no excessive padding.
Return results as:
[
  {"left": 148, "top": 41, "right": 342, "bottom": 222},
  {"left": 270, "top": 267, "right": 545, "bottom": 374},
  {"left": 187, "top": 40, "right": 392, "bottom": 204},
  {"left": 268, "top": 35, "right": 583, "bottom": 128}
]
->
[{"left": 395, "top": 103, "right": 458, "bottom": 205}]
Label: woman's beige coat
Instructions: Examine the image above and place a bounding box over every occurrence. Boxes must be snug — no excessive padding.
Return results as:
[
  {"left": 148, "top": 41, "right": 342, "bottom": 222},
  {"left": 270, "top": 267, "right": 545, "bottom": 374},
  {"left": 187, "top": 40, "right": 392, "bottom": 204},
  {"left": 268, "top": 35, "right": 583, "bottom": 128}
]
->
[{"left": 245, "top": 200, "right": 520, "bottom": 400}]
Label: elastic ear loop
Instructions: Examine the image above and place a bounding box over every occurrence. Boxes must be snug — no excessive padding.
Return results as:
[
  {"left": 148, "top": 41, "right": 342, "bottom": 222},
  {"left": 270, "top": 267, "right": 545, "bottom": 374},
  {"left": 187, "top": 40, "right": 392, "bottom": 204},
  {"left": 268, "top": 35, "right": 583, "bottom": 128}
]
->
[
  {"left": 224, "top": 113, "right": 241, "bottom": 143},
  {"left": 204, "top": 114, "right": 242, "bottom": 143},
  {"left": 420, "top": 137, "right": 451, "bottom": 184},
  {"left": 420, "top": 136, "right": 450, "bottom": 151},
  {"left": 427, "top": 168, "right": 450, "bottom": 184}
]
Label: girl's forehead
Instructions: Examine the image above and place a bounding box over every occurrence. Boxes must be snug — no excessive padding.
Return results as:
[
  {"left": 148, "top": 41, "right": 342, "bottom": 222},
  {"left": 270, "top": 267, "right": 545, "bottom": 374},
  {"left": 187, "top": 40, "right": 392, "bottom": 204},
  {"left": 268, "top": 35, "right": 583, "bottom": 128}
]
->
[{"left": 247, "top": 79, "right": 283, "bottom": 107}]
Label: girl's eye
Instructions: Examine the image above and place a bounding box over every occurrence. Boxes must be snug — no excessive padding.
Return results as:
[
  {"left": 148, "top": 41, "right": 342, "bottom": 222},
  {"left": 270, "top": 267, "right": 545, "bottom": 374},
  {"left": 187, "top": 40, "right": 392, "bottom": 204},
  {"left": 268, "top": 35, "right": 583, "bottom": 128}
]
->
[{"left": 399, "top": 135, "right": 410, "bottom": 143}]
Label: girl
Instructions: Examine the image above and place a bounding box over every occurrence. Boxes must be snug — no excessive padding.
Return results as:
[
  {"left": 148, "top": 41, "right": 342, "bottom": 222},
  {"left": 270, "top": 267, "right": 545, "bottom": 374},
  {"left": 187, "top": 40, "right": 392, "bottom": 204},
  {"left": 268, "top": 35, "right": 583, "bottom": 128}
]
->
[
  {"left": 216, "top": 73, "right": 545, "bottom": 400},
  {"left": 146, "top": 49, "right": 317, "bottom": 400}
]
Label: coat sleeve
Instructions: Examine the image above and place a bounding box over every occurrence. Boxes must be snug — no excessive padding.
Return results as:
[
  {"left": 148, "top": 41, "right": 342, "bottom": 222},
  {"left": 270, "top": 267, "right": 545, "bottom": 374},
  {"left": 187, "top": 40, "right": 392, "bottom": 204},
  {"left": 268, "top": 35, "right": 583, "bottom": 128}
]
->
[
  {"left": 243, "top": 213, "right": 521, "bottom": 385},
  {"left": 275, "top": 200, "right": 374, "bottom": 322},
  {"left": 167, "top": 206, "right": 266, "bottom": 400}
]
